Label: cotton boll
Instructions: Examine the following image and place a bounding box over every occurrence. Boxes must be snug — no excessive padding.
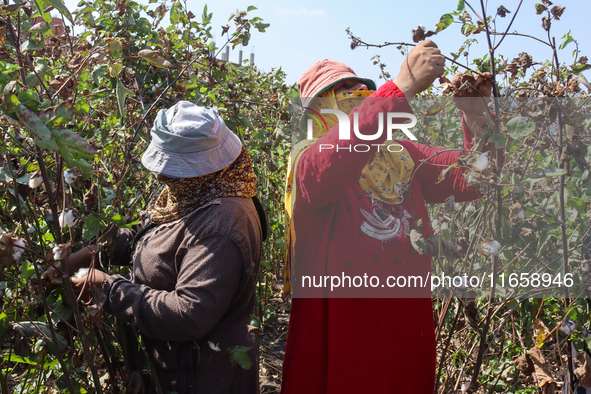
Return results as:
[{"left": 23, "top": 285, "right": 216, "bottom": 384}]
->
[
  {"left": 59, "top": 209, "right": 79, "bottom": 228},
  {"left": 63, "top": 168, "right": 81, "bottom": 185},
  {"left": 480, "top": 239, "right": 501, "bottom": 256},
  {"left": 208, "top": 341, "right": 221, "bottom": 352},
  {"left": 12, "top": 239, "right": 25, "bottom": 261},
  {"left": 560, "top": 319, "right": 575, "bottom": 336},
  {"left": 517, "top": 210, "right": 525, "bottom": 220},
  {"left": 52, "top": 244, "right": 70, "bottom": 261},
  {"left": 461, "top": 381, "right": 470, "bottom": 392},
  {"left": 74, "top": 268, "right": 88, "bottom": 279},
  {"left": 472, "top": 153, "right": 489, "bottom": 171},
  {"left": 28, "top": 173, "right": 43, "bottom": 189},
  {"left": 53, "top": 246, "right": 64, "bottom": 260}
]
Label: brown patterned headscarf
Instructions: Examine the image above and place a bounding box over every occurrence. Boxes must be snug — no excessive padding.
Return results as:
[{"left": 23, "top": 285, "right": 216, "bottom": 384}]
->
[{"left": 147, "top": 147, "right": 257, "bottom": 224}]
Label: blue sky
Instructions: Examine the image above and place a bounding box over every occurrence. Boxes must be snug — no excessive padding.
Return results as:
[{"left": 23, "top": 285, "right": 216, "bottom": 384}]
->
[
  {"left": 196, "top": 0, "right": 591, "bottom": 86},
  {"left": 63, "top": 0, "right": 591, "bottom": 87}
]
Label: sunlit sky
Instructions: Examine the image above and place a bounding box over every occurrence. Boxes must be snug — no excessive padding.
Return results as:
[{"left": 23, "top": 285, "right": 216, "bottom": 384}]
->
[{"left": 63, "top": 0, "right": 591, "bottom": 88}]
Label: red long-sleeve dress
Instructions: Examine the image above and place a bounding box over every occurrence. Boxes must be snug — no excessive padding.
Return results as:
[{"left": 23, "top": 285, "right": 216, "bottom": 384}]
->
[{"left": 281, "top": 81, "right": 483, "bottom": 393}]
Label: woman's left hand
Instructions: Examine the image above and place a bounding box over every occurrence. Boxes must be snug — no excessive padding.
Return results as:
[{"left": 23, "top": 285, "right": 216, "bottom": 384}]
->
[
  {"left": 70, "top": 268, "right": 110, "bottom": 302},
  {"left": 451, "top": 72, "right": 493, "bottom": 112},
  {"left": 451, "top": 72, "right": 493, "bottom": 132}
]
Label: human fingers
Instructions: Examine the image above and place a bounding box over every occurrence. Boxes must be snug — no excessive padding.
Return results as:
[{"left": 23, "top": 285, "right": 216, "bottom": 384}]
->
[
  {"left": 419, "top": 39, "right": 438, "bottom": 48},
  {"left": 70, "top": 275, "right": 90, "bottom": 301}
]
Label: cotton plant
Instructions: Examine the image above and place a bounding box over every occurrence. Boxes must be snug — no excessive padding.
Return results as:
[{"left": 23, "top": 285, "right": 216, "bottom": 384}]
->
[
  {"left": 28, "top": 170, "right": 43, "bottom": 189},
  {"left": 479, "top": 238, "right": 501, "bottom": 256},
  {"left": 52, "top": 244, "right": 71, "bottom": 261},
  {"left": 59, "top": 208, "right": 80, "bottom": 228},
  {"left": 471, "top": 153, "right": 489, "bottom": 171},
  {"left": 0, "top": 228, "right": 27, "bottom": 264},
  {"left": 64, "top": 168, "right": 82, "bottom": 185}
]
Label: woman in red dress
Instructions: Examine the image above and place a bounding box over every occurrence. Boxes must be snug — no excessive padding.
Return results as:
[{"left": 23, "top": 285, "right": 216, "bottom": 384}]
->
[{"left": 282, "top": 40, "right": 493, "bottom": 393}]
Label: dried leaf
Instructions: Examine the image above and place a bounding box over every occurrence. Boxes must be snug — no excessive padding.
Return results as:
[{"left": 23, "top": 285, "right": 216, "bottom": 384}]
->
[
  {"left": 514, "top": 353, "right": 535, "bottom": 376},
  {"left": 137, "top": 49, "right": 175, "bottom": 69},
  {"left": 575, "top": 351, "right": 591, "bottom": 388},
  {"left": 550, "top": 5, "right": 565, "bottom": 19},
  {"left": 436, "top": 163, "right": 457, "bottom": 184},
  {"left": 527, "top": 347, "right": 557, "bottom": 393},
  {"left": 542, "top": 16, "right": 551, "bottom": 31},
  {"left": 532, "top": 319, "right": 551, "bottom": 347},
  {"left": 464, "top": 299, "right": 479, "bottom": 331},
  {"left": 123, "top": 370, "right": 144, "bottom": 394},
  {"left": 87, "top": 285, "right": 106, "bottom": 327},
  {"left": 496, "top": 5, "right": 510, "bottom": 17}
]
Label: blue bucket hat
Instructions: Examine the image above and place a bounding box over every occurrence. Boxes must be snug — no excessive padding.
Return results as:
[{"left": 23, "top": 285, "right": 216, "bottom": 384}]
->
[{"left": 141, "top": 101, "right": 242, "bottom": 178}]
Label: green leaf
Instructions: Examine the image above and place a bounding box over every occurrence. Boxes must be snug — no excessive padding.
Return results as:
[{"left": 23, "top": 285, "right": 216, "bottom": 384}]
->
[
  {"left": 21, "top": 39, "right": 45, "bottom": 52},
  {"left": 71, "top": 157, "right": 93, "bottom": 174},
  {"left": 262, "top": 305, "right": 278, "bottom": 323},
  {"left": 2, "top": 81, "right": 19, "bottom": 116},
  {"left": 435, "top": 13, "right": 454, "bottom": 33},
  {"left": 15, "top": 104, "right": 59, "bottom": 151},
  {"left": 489, "top": 133, "right": 508, "bottom": 149},
  {"left": 567, "top": 197, "right": 587, "bottom": 213},
  {"left": 137, "top": 49, "right": 175, "bottom": 69},
  {"left": 506, "top": 116, "right": 535, "bottom": 141},
  {"left": 544, "top": 168, "right": 567, "bottom": 177},
  {"left": 202, "top": 4, "right": 212, "bottom": 24},
  {"left": 44, "top": 0, "right": 73, "bottom": 24},
  {"left": 559, "top": 30, "right": 574, "bottom": 50},
  {"left": 565, "top": 206, "right": 578, "bottom": 222},
  {"left": 457, "top": 0, "right": 465, "bottom": 12},
  {"left": 51, "top": 129, "right": 97, "bottom": 158},
  {"left": 116, "top": 80, "right": 127, "bottom": 118},
  {"left": 254, "top": 22, "right": 270, "bottom": 32},
  {"left": 33, "top": 0, "right": 51, "bottom": 24},
  {"left": 247, "top": 5, "right": 257, "bottom": 11},
  {"left": 82, "top": 215, "right": 105, "bottom": 240},
  {"left": 109, "top": 63, "right": 123, "bottom": 78},
  {"left": 12, "top": 321, "right": 69, "bottom": 355},
  {"left": 105, "top": 38, "right": 123, "bottom": 59},
  {"left": 107, "top": 213, "right": 128, "bottom": 226},
  {"left": 55, "top": 140, "right": 74, "bottom": 163},
  {"left": 92, "top": 65, "right": 107, "bottom": 84},
  {"left": 170, "top": 2, "right": 180, "bottom": 24},
  {"left": 0, "top": 4, "right": 23, "bottom": 15},
  {"left": 3, "top": 354, "right": 36, "bottom": 365},
  {"left": 80, "top": 12, "right": 97, "bottom": 27},
  {"left": 50, "top": 300, "right": 73, "bottom": 326},
  {"left": 535, "top": 3, "right": 546, "bottom": 14},
  {"left": 29, "top": 21, "right": 51, "bottom": 33},
  {"left": 228, "top": 346, "right": 252, "bottom": 370},
  {"left": 38, "top": 102, "right": 74, "bottom": 127}
]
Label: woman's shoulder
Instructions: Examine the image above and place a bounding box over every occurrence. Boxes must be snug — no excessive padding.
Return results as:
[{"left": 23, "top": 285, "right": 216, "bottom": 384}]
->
[{"left": 180, "top": 197, "right": 259, "bottom": 241}]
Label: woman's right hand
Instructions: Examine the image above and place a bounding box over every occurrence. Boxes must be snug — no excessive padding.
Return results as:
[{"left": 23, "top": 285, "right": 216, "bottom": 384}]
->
[
  {"left": 64, "top": 245, "right": 96, "bottom": 275},
  {"left": 70, "top": 268, "right": 109, "bottom": 302},
  {"left": 393, "top": 40, "right": 445, "bottom": 97}
]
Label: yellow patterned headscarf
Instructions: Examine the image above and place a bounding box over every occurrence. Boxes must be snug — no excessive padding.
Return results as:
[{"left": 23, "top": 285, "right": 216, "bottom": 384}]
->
[
  {"left": 282, "top": 89, "right": 415, "bottom": 301},
  {"left": 148, "top": 147, "right": 257, "bottom": 224}
]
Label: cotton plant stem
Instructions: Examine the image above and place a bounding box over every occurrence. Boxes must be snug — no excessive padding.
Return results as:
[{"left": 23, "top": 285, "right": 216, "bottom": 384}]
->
[
  {"left": 551, "top": 35, "right": 575, "bottom": 391},
  {"left": 61, "top": 268, "right": 104, "bottom": 394},
  {"left": 468, "top": 1, "right": 502, "bottom": 392},
  {"left": 36, "top": 149, "right": 63, "bottom": 244},
  {"left": 434, "top": 302, "right": 461, "bottom": 394}
]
